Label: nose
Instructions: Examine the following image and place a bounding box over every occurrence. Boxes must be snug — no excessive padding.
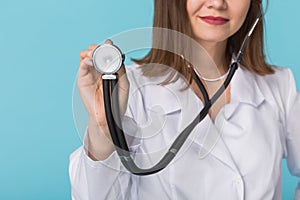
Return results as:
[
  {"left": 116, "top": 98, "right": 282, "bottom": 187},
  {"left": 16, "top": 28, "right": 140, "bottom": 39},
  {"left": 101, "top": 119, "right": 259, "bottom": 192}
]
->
[{"left": 206, "top": 0, "right": 227, "bottom": 10}]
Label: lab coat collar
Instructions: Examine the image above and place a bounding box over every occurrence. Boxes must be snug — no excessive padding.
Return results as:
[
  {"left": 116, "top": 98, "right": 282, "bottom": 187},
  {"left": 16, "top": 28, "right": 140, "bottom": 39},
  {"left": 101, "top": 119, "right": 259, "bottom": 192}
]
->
[
  {"left": 184, "top": 114, "right": 241, "bottom": 174},
  {"left": 161, "top": 80, "right": 242, "bottom": 173},
  {"left": 190, "top": 65, "right": 266, "bottom": 174},
  {"left": 224, "top": 65, "right": 265, "bottom": 119},
  {"left": 127, "top": 63, "right": 266, "bottom": 175},
  {"left": 160, "top": 63, "right": 266, "bottom": 119},
  {"left": 171, "top": 64, "right": 266, "bottom": 174}
]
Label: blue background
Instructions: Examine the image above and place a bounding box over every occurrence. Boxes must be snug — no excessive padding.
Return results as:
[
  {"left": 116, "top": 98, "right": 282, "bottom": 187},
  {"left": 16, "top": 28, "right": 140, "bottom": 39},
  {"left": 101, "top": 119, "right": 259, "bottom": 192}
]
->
[{"left": 0, "top": 0, "right": 299, "bottom": 199}]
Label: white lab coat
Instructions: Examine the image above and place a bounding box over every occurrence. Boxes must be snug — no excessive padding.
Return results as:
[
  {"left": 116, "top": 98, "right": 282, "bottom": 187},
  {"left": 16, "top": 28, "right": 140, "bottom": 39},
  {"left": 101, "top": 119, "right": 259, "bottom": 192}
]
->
[{"left": 69, "top": 63, "right": 300, "bottom": 200}]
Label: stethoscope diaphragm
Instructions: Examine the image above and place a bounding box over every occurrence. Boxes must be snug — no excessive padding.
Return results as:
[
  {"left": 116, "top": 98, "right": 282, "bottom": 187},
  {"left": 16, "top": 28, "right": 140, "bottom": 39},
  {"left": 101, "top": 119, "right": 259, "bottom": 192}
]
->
[{"left": 92, "top": 44, "right": 123, "bottom": 75}]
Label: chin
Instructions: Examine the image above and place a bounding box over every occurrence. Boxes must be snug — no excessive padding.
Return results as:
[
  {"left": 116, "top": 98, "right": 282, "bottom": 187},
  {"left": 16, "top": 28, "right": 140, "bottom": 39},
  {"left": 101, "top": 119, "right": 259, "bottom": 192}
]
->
[{"left": 194, "top": 33, "right": 229, "bottom": 44}]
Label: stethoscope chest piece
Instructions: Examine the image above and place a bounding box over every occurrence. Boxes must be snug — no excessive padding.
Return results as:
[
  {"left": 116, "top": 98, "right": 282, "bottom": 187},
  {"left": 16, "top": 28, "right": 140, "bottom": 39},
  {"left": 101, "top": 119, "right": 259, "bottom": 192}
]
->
[{"left": 92, "top": 44, "right": 123, "bottom": 76}]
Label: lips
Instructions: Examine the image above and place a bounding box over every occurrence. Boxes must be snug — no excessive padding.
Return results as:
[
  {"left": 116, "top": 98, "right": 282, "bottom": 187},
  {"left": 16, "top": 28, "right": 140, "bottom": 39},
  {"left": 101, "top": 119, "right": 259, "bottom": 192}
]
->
[{"left": 199, "top": 16, "right": 229, "bottom": 25}]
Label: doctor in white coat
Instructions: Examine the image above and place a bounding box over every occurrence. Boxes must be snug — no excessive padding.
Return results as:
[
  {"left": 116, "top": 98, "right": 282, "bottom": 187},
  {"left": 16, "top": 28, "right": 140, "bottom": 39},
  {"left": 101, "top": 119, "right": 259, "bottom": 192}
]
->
[{"left": 71, "top": 0, "right": 300, "bottom": 199}]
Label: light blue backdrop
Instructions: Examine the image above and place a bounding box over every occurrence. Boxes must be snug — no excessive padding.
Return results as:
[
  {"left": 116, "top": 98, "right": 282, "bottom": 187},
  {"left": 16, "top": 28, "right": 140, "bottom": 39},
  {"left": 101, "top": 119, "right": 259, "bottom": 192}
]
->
[{"left": 0, "top": 0, "right": 299, "bottom": 199}]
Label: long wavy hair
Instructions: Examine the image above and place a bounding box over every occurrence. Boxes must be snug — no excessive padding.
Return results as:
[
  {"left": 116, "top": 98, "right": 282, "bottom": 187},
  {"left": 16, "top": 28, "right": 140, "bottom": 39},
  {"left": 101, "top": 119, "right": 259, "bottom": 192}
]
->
[{"left": 133, "top": 0, "right": 274, "bottom": 85}]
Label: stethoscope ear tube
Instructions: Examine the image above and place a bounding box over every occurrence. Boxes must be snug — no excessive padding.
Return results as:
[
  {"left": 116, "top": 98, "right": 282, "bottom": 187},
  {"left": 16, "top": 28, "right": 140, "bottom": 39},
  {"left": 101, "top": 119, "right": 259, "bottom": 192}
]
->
[{"left": 193, "top": 70, "right": 210, "bottom": 105}]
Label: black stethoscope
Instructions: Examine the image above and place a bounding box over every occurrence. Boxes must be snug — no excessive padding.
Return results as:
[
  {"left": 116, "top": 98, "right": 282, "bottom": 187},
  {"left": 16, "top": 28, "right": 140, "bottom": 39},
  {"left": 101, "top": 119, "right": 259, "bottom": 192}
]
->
[{"left": 92, "top": 12, "right": 262, "bottom": 176}]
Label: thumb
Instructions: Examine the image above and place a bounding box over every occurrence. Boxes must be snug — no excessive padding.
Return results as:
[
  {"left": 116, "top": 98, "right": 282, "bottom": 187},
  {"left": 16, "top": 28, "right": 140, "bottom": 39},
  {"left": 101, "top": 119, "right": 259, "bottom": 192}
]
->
[{"left": 104, "top": 39, "right": 113, "bottom": 45}]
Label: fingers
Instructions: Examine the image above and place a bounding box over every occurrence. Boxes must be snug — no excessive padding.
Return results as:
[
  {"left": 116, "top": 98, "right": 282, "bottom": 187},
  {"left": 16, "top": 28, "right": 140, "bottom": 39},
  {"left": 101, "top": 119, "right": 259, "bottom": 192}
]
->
[
  {"left": 80, "top": 49, "right": 93, "bottom": 61},
  {"left": 88, "top": 44, "right": 98, "bottom": 50},
  {"left": 80, "top": 44, "right": 98, "bottom": 61},
  {"left": 81, "top": 57, "right": 93, "bottom": 68},
  {"left": 78, "top": 57, "right": 94, "bottom": 78}
]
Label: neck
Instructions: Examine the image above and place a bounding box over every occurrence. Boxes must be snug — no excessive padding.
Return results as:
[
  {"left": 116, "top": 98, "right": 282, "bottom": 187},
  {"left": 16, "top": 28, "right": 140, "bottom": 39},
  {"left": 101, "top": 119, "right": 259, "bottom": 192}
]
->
[{"left": 199, "top": 39, "right": 229, "bottom": 73}]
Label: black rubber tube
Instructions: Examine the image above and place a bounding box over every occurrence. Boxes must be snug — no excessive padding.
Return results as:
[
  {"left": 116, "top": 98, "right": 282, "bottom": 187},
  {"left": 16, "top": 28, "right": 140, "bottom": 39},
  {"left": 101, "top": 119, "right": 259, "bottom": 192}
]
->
[
  {"left": 193, "top": 70, "right": 209, "bottom": 104},
  {"left": 103, "top": 79, "right": 121, "bottom": 149},
  {"left": 102, "top": 62, "right": 237, "bottom": 175}
]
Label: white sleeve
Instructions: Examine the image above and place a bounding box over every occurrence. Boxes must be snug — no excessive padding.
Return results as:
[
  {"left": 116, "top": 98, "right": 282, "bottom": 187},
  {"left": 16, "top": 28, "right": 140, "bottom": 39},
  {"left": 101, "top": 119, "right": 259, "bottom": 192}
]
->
[
  {"left": 283, "top": 69, "right": 300, "bottom": 199},
  {"left": 69, "top": 133, "right": 132, "bottom": 200},
  {"left": 69, "top": 110, "right": 142, "bottom": 199},
  {"left": 69, "top": 104, "right": 142, "bottom": 200}
]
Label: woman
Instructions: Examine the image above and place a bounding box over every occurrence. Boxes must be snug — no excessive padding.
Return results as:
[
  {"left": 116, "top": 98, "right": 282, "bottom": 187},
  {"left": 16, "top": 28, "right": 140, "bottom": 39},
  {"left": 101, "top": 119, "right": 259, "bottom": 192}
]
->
[{"left": 70, "top": 0, "right": 300, "bottom": 199}]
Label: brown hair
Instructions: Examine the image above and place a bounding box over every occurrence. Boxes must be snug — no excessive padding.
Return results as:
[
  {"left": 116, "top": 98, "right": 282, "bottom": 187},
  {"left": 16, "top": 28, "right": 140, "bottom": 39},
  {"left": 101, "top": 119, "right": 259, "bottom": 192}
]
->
[{"left": 132, "top": 0, "right": 274, "bottom": 85}]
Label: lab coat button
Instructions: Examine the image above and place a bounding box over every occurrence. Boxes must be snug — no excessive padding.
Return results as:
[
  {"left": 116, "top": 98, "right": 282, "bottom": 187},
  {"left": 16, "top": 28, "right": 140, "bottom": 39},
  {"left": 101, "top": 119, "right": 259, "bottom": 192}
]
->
[{"left": 235, "top": 177, "right": 243, "bottom": 185}]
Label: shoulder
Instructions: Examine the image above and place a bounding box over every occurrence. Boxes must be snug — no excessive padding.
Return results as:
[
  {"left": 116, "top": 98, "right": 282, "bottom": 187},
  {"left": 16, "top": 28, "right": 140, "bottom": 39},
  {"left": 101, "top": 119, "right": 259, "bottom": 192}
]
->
[
  {"left": 124, "top": 63, "right": 140, "bottom": 73},
  {"left": 256, "top": 66, "right": 293, "bottom": 85},
  {"left": 254, "top": 66, "right": 295, "bottom": 97},
  {"left": 252, "top": 66, "right": 297, "bottom": 120},
  {"left": 124, "top": 63, "right": 141, "bottom": 81}
]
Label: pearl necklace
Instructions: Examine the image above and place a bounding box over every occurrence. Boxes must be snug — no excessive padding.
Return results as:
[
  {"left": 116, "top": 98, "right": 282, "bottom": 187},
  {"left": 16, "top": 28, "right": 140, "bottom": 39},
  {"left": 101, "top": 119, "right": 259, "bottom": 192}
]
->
[{"left": 193, "top": 66, "right": 230, "bottom": 82}]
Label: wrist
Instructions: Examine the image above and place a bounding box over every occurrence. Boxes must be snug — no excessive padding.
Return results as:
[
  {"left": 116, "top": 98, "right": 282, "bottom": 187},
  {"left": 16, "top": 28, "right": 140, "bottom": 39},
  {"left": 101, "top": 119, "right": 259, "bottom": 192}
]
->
[{"left": 88, "top": 117, "right": 99, "bottom": 126}]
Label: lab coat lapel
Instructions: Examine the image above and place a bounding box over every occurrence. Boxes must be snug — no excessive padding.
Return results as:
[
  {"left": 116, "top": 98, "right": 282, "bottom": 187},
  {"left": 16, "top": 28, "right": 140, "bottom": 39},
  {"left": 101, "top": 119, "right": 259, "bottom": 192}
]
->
[
  {"left": 223, "top": 66, "right": 265, "bottom": 120},
  {"left": 148, "top": 65, "right": 266, "bottom": 174},
  {"left": 200, "top": 66, "right": 266, "bottom": 173},
  {"left": 168, "top": 84, "right": 241, "bottom": 173},
  {"left": 189, "top": 116, "right": 241, "bottom": 174},
  {"left": 177, "top": 66, "right": 266, "bottom": 174}
]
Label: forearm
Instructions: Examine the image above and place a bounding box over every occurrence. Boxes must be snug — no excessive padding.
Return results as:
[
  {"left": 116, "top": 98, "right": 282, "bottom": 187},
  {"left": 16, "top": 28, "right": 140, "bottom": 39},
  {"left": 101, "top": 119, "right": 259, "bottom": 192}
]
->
[
  {"left": 86, "top": 119, "right": 115, "bottom": 161},
  {"left": 70, "top": 144, "right": 132, "bottom": 200}
]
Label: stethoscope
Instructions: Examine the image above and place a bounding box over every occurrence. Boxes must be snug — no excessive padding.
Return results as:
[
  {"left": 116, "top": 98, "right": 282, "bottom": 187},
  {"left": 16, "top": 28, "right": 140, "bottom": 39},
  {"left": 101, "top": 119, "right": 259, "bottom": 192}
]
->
[{"left": 92, "top": 12, "right": 262, "bottom": 176}]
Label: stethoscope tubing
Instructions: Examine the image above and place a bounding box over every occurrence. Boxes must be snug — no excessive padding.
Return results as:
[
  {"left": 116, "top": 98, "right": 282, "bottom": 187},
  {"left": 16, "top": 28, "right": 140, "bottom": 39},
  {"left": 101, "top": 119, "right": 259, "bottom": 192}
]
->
[
  {"left": 100, "top": 11, "right": 261, "bottom": 175},
  {"left": 102, "top": 62, "right": 238, "bottom": 175}
]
